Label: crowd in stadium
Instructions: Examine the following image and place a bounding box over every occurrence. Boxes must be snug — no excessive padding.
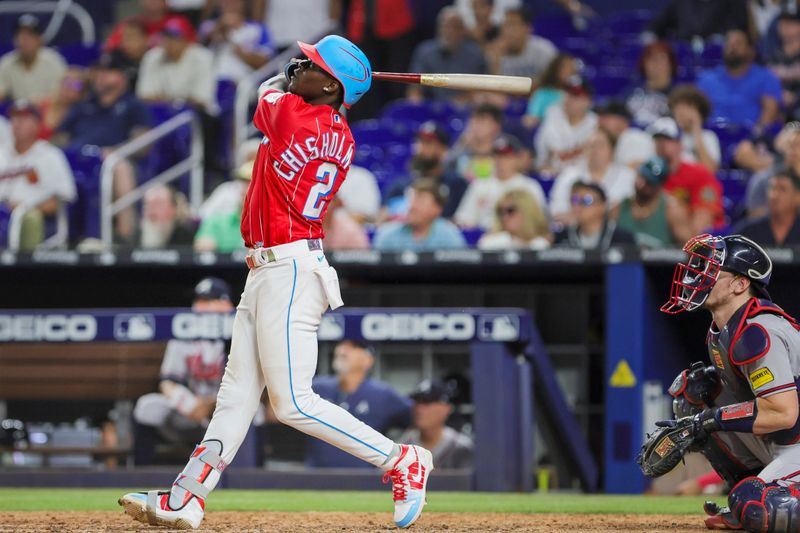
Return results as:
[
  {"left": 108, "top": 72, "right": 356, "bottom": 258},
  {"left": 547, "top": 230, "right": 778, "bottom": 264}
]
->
[{"left": 1, "top": 0, "right": 800, "bottom": 252}]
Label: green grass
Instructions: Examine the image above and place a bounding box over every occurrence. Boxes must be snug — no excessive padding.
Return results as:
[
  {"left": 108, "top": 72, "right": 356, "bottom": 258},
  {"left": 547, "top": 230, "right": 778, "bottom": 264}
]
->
[{"left": 0, "top": 489, "right": 723, "bottom": 515}]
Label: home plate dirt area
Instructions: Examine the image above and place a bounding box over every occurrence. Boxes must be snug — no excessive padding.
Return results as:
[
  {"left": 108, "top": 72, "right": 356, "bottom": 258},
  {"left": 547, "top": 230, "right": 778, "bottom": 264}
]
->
[{"left": 0, "top": 511, "right": 709, "bottom": 532}]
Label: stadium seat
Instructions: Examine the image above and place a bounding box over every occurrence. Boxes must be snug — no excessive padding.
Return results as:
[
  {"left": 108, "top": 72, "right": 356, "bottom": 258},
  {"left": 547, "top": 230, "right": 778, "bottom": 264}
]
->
[
  {"left": 606, "top": 10, "right": 654, "bottom": 38},
  {"left": 57, "top": 43, "right": 100, "bottom": 67}
]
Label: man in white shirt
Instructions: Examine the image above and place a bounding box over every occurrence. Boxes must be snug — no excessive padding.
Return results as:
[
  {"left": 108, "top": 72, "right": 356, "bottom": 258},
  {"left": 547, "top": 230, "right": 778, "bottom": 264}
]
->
[
  {"left": 137, "top": 18, "right": 217, "bottom": 113},
  {"left": 0, "top": 15, "right": 67, "bottom": 103},
  {"left": 0, "top": 116, "right": 11, "bottom": 152},
  {"left": 535, "top": 77, "right": 598, "bottom": 175},
  {"left": 455, "top": 134, "right": 546, "bottom": 229},
  {"left": 488, "top": 7, "right": 557, "bottom": 78},
  {"left": 0, "top": 101, "right": 76, "bottom": 250},
  {"left": 595, "top": 100, "right": 655, "bottom": 169}
]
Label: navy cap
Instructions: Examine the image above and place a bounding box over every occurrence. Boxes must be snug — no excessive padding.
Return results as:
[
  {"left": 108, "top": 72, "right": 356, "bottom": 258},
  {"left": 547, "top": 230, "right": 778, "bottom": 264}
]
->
[
  {"left": 639, "top": 156, "right": 670, "bottom": 185},
  {"left": 410, "top": 379, "right": 452, "bottom": 403},
  {"left": 417, "top": 121, "right": 449, "bottom": 145},
  {"left": 194, "top": 277, "right": 231, "bottom": 301},
  {"left": 493, "top": 133, "right": 523, "bottom": 155}
]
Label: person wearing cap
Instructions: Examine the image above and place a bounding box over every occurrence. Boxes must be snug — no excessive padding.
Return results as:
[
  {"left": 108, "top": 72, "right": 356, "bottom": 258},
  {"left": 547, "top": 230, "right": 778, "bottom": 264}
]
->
[
  {"left": 407, "top": 7, "right": 487, "bottom": 102},
  {"left": 131, "top": 277, "right": 234, "bottom": 466},
  {"left": 535, "top": 76, "right": 598, "bottom": 176},
  {"left": 306, "top": 340, "right": 412, "bottom": 468},
  {"left": 397, "top": 379, "right": 474, "bottom": 470},
  {"left": 0, "top": 14, "right": 67, "bottom": 103},
  {"left": 735, "top": 169, "right": 800, "bottom": 246},
  {"left": 0, "top": 100, "right": 76, "bottom": 250},
  {"left": 136, "top": 18, "right": 217, "bottom": 113},
  {"left": 549, "top": 127, "right": 636, "bottom": 223},
  {"left": 194, "top": 161, "right": 250, "bottom": 253},
  {"left": 487, "top": 7, "right": 557, "bottom": 78},
  {"left": 384, "top": 121, "right": 467, "bottom": 220},
  {"left": 553, "top": 181, "right": 636, "bottom": 250},
  {"left": 104, "top": 0, "right": 196, "bottom": 53},
  {"left": 594, "top": 100, "right": 655, "bottom": 169},
  {"left": 767, "top": 12, "right": 800, "bottom": 120},
  {"left": 696, "top": 29, "right": 782, "bottom": 130},
  {"left": 455, "top": 133, "right": 546, "bottom": 230},
  {"left": 615, "top": 156, "right": 692, "bottom": 247},
  {"left": 55, "top": 52, "right": 151, "bottom": 243},
  {"left": 138, "top": 183, "right": 196, "bottom": 249},
  {"left": 667, "top": 85, "right": 721, "bottom": 173},
  {"left": 649, "top": 116, "right": 725, "bottom": 234},
  {"left": 375, "top": 178, "right": 467, "bottom": 251},
  {"left": 198, "top": 0, "right": 273, "bottom": 83},
  {"left": 449, "top": 103, "right": 504, "bottom": 182}
]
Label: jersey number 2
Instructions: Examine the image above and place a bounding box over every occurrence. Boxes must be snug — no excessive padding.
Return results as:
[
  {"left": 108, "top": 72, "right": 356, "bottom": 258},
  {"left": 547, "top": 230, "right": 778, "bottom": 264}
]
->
[{"left": 302, "top": 162, "right": 338, "bottom": 220}]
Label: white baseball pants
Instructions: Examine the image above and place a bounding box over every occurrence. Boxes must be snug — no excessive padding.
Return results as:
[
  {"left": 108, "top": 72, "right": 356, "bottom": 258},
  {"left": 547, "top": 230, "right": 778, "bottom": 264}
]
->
[{"left": 202, "top": 242, "right": 395, "bottom": 467}]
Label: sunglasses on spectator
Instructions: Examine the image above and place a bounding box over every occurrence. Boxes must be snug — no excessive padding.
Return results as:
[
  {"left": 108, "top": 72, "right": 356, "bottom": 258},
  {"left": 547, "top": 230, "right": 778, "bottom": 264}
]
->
[
  {"left": 570, "top": 194, "right": 597, "bottom": 206},
  {"left": 497, "top": 205, "right": 518, "bottom": 217}
]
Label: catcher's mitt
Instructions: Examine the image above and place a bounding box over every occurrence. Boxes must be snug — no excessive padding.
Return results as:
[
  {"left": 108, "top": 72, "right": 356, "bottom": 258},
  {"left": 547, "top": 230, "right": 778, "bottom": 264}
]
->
[{"left": 637, "top": 418, "right": 700, "bottom": 478}]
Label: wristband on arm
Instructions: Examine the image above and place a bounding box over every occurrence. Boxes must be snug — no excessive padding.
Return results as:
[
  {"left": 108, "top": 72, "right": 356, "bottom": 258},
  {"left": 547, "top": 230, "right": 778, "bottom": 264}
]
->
[{"left": 698, "top": 402, "right": 757, "bottom": 434}]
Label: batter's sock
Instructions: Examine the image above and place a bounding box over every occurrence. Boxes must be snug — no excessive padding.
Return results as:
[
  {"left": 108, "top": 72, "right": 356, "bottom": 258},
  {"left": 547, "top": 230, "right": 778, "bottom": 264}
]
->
[
  {"left": 382, "top": 444, "right": 402, "bottom": 468},
  {"left": 168, "top": 439, "right": 225, "bottom": 509}
]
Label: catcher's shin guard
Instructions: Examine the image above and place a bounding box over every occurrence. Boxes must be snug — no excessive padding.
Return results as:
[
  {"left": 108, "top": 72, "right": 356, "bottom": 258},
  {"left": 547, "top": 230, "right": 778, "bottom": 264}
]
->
[
  {"left": 728, "top": 477, "right": 800, "bottom": 533},
  {"left": 169, "top": 440, "right": 226, "bottom": 509}
]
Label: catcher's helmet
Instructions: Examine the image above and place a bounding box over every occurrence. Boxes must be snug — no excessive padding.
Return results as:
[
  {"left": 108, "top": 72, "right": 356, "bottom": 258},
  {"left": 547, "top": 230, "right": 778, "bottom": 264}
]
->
[
  {"left": 661, "top": 234, "right": 772, "bottom": 314},
  {"left": 297, "top": 35, "right": 372, "bottom": 108}
]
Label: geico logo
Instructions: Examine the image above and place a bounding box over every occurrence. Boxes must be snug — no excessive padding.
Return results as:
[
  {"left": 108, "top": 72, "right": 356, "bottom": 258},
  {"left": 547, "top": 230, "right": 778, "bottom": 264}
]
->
[
  {"left": 172, "top": 313, "right": 234, "bottom": 340},
  {"left": 0, "top": 314, "right": 97, "bottom": 341},
  {"left": 362, "top": 313, "right": 475, "bottom": 341}
]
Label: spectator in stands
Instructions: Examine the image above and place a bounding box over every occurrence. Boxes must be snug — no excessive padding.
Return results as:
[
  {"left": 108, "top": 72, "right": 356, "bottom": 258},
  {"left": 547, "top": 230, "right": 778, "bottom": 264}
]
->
[
  {"left": 522, "top": 53, "right": 578, "bottom": 129},
  {"left": 0, "top": 101, "right": 76, "bottom": 251},
  {"left": 306, "top": 340, "right": 412, "bottom": 468},
  {"left": 194, "top": 161, "right": 249, "bottom": 253},
  {"left": 407, "top": 7, "right": 487, "bottom": 102},
  {"left": 336, "top": 165, "right": 382, "bottom": 223},
  {"left": 549, "top": 128, "right": 636, "bottom": 223},
  {"left": 477, "top": 189, "right": 551, "bottom": 250},
  {"left": 132, "top": 277, "right": 233, "bottom": 465},
  {"left": 594, "top": 101, "right": 655, "bottom": 169},
  {"left": 116, "top": 18, "right": 150, "bottom": 87},
  {"left": 615, "top": 157, "right": 692, "bottom": 247},
  {"left": 200, "top": 138, "right": 259, "bottom": 219},
  {"left": 0, "top": 116, "right": 10, "bottom": 151},
  {"left": 449, "top": 104, "right": 503, "bottom": 182},
  {"left": 374, "top": 179, "right": 467, "bottom": 251},
  {"left": 0, "top": 15, "right": 67, "bottom": 104},
  {"left": 199, "top": 0, "right": 273, "bottom": 83},
  {"left": 736, "top": 169, "right": 800, "bottom": 245},
  {"left": 322, "top": 197, "right": 370, "bottom": 250},
  {"left": 398, "top": 379, "right": 474, "bottom": 469},
  {"left": 535, "top": 76, "right": 597, "bottom": 176},
  {"left": 39, "top": 68, "right": 88, "bottom": 140},
  {"left": 105, "top": 0, "right": 196, "bottom": 52},
  {"left": 649, "top": 117, "right": 725, "bottom": 233},
  {"left": 668, "top": 85, "right": 722, "bottom": 172},
  {"left": 455, "top": 134, "right": 546, "bottom": 230},
  {"left": 697, "top": 29, "right": 782, "bottom": 130},
  {"left": 138, "top": 184, "right": 196, "bottom": 248},
  {"left": 626, "top": 41, "right": 677, "bottom": 128},
  {"left": 745, "top": 122, "right": 800, "bottom": 218},
  {"left": 645, "top": 0, "right": 749, "bottom": 41},
  {"left": 137, "top": 19, "right": 217, "bottom": 114},
  {"left": 254, "top": 0, "right": 336, "bottom": 51},
  {"left": 767, "top": 12, "right": 800, "bottom": 119},
  {"left": 386, "top": 122, "right": 467, "bottom": 220},
  {"left": 465, "top": 0, "right": 500, "bottom": 48},
  {"left": 56, "top": 53, "right": 151, "bottom": 243},
  {"left": 553, "top": 182, "right": 636, "bottom": 250},
  {"left": 486, "top": 7, "right": 557, "bottom": 79}
]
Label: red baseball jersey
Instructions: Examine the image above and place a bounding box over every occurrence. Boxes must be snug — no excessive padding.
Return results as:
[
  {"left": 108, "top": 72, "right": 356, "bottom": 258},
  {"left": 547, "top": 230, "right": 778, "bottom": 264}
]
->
[{"left": 241, "top": 88, "right": 355, "bottom": 248}]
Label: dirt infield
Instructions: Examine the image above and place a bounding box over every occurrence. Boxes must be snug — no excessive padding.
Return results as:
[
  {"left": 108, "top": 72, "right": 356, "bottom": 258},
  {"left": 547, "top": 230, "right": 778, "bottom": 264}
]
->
[{"left": 0, "top": 511, "right": 708, "bottom": 532}]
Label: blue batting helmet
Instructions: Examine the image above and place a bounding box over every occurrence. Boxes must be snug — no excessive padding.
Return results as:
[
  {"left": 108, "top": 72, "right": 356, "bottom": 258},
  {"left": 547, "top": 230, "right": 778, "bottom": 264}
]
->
[{"left": 298, "top": 35, "right": 372, "bottom": 108}]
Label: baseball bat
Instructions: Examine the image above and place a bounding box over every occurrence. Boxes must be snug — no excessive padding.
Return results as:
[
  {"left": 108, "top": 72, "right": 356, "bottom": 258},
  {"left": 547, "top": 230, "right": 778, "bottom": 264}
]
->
[{"left": 373, "top": 72, "right": 533, "bottom": 96}]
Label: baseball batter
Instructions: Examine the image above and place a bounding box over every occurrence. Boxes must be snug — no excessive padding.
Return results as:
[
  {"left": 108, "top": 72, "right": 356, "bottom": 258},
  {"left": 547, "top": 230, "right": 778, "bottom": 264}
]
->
[
  {"left": 638, "top": 234, "right": 800, "bottom": 532},
  {"left": 119, "top": 35, "right": 433, "bottom": 530}
]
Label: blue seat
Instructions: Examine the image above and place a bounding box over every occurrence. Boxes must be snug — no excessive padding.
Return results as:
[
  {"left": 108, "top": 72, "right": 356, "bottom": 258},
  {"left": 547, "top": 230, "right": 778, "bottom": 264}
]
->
[
  {"left": 607, "top": 10, "right": 654, "bottom": 37},
  {"left": 64, "top": 148, "right": 104, "bottom": 240},
  {"left": 57, "top": 44, "right": 100, "bottom": 67}
]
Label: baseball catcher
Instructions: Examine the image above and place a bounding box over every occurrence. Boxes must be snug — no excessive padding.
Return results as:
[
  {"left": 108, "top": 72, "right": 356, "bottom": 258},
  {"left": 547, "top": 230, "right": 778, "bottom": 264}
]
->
[{"left": 638, "top": 234, "right": 800, "bottom": 532}]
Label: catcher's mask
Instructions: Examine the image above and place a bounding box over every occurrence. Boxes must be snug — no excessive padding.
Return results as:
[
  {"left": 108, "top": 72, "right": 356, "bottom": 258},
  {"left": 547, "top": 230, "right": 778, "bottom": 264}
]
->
[{"left": 661, "top": 234, "right": 772, "bottom": 314}]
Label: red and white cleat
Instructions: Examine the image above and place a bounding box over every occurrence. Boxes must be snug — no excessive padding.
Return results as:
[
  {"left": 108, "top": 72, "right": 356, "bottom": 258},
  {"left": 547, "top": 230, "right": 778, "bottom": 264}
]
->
[
  {"left": 383, "top": 444, "right": 434, "bottom": 529},
  {"left": 118, "top": 490, "right": 205, "bottom": 530}
]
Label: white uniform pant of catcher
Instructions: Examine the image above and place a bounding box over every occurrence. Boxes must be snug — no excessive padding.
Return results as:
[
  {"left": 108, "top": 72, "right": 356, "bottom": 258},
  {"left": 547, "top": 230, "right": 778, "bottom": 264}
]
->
[
  {"left": 202, "top": 246, "right": 395, "bottom": 467},
  {"left": 759, "top": 444, "right": 800, "bottom": 485}
]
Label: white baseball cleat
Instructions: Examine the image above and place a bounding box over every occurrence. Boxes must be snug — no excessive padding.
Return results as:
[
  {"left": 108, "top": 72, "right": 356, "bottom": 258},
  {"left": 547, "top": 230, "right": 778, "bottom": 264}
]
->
[
  {"left": 118, "top": 490, "right": 205, "bottom": 530},
  {"left": 383, "top": 444, "right": 434, "bottom": 528}
]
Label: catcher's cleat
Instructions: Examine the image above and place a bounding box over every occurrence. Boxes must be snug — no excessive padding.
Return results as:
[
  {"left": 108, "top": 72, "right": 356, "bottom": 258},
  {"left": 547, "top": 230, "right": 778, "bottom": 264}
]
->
[
  {"left": 383, "top": 444, "right": 434, "bottom": 529},
  {"left": 703, "top": 501, "right": 742, "bottom": 530},
  {"left": 119, "top": 491, "right": 204, "bottom": 530}
]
